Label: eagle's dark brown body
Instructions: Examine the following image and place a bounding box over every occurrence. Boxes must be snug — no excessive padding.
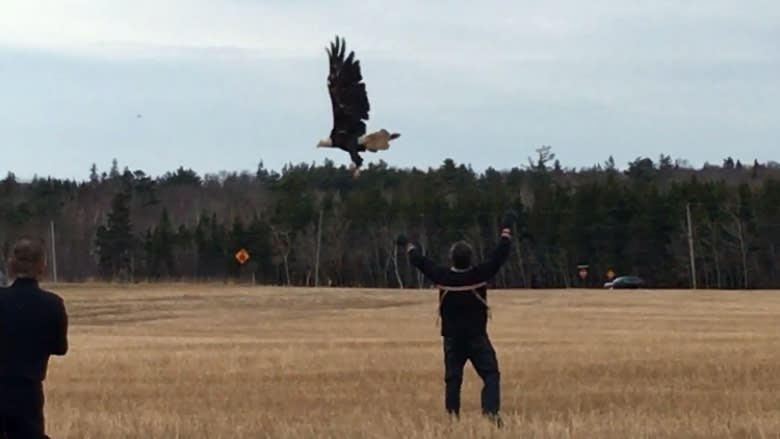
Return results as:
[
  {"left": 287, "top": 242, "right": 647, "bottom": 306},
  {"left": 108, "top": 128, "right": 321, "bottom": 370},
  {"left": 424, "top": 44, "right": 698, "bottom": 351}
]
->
[{"left": 317, "top": 36, "right": 400, "bottom": 177}]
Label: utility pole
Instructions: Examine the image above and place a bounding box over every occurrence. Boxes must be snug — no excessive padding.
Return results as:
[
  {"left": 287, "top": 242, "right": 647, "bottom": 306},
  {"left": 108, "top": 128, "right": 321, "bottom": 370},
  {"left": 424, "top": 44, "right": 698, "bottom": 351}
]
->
[
  {"left": 686, "top": 203, "right": 697, "bottom": 289},
  {"left": 50, "top": 220, "right": 58, "bottom": 282},
  {"left": 314, "top": 207, "right": 323, "bottom": 287},
  {"left": 392, "top": 242, "right": 404, "bottom": 289}
]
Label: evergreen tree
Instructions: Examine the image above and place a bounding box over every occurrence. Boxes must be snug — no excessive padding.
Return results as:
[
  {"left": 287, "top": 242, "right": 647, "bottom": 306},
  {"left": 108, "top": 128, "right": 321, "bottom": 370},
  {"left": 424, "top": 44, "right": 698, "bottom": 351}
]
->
[
  {"left": 3, "top": 155, "right": 780, "bottom": 288},
  {"left": 95, "top": 189, "right": 134, "bottom": 280}
]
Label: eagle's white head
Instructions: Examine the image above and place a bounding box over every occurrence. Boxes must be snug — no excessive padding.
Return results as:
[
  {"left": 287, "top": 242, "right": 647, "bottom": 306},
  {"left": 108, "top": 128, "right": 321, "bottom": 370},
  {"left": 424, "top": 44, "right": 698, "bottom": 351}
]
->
[{"left": 316, "top": 137, "right": 333, "bottom": 148}]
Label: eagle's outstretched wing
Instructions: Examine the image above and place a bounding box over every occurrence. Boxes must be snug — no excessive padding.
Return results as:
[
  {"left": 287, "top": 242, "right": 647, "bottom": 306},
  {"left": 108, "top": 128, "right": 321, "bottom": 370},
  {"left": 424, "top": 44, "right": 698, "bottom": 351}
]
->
[{"left": 326, "top": 36, "right": 370, "bottom": 149}]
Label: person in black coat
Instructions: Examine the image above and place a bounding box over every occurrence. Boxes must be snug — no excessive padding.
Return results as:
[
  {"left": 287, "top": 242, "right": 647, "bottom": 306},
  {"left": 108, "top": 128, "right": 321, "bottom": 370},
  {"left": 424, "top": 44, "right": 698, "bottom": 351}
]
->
[
  {"left": 396, "top": 210, "right": 517, "bottom": 426},
  {"left": 0, "top": 239, "right": 68, "bottom": 439}
]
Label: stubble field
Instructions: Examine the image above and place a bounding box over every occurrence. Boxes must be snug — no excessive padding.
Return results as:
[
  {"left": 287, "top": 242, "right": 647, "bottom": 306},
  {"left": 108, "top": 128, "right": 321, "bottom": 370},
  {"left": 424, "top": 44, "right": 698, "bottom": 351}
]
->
[{"left": 41, "top": 284, "right": 780, "bottom": 438}]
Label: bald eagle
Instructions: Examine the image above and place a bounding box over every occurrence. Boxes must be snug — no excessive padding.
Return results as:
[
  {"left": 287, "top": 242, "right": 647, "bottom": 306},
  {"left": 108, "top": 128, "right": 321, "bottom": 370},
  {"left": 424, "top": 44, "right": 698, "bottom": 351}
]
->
[{"left": 317, "top": 36, "right": 400, "bottom": 177}]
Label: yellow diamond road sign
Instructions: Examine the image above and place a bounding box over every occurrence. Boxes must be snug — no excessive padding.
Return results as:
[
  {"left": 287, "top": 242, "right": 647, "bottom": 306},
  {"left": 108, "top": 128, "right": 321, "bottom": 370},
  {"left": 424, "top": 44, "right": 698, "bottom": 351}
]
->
[{"left": 235, "top": 248, "right": 250, "bottom": 265}]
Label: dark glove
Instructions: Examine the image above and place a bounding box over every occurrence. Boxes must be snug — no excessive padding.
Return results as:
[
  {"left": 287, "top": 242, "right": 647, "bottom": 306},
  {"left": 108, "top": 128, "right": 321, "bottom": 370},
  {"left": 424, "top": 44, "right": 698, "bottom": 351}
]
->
[
  {"left": 395, "top": 234, "right": 409, "bottom": 247},
  {"left": 500, "top": 209, "right": 518, "bottom": 229}
]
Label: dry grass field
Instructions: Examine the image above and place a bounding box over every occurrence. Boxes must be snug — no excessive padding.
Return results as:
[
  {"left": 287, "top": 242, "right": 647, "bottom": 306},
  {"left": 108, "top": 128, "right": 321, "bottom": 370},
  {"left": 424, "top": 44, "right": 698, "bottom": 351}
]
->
[{"left": 39, "top": 284, "right": 780, "bottom": 438}]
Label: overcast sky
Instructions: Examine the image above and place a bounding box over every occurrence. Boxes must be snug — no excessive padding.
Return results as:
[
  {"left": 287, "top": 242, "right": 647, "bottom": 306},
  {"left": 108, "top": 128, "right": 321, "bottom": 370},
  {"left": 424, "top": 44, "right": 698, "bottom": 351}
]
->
[{"left": 1, "top": 0, "right": 778, "bottom": 181}]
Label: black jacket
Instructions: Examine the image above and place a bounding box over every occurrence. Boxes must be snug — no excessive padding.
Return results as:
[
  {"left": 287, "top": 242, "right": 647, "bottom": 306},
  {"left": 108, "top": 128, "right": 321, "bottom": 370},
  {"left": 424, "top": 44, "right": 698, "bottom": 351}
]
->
[
  {"left": 0, "top": 278, "right": 68, "bottom": 382},
  {"left": 408, "top": 231, "right": 512, "bottom": 337}
]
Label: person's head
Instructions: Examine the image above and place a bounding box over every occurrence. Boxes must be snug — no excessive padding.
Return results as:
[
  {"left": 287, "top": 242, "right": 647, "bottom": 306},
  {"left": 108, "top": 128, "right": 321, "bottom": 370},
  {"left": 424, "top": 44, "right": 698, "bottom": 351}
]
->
[
  {"left": 449, "top": 240, "right": 473, "bottom": 270},
  {"left": 7, "top": 238, "right": 46, "bottom": 279}
]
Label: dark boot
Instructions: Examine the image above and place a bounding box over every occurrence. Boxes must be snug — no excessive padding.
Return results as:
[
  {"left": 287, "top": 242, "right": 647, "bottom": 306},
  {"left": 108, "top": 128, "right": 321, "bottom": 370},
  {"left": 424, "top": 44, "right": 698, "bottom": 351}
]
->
[{"left": 485, "top": 413, "right": 504, "bottom": 428}]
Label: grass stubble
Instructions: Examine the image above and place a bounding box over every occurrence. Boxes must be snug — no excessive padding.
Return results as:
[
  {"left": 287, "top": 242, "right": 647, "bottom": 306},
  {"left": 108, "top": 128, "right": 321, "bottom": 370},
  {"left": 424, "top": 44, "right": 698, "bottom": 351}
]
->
[{"left": 40, "top": 284, "right": 780, "bottom": 438}]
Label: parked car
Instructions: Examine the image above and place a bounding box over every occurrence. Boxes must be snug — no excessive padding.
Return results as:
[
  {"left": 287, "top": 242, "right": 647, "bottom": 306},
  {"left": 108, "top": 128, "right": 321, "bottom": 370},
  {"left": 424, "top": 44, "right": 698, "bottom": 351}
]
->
[{"left": 604, "top": 275, "right": 645, "bottom": 289}]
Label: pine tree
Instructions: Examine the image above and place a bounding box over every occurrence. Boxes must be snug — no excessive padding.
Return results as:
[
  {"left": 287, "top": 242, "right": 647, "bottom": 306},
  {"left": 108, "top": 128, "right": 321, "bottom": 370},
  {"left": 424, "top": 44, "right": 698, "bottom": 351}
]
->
[
  {"left": 89, "top": 164, "right": 99, "bottom": 183},
  {"left": 94, "top": 189, "right": 134, "bottom": 280},
  {"left": 153, "top": 208, "right": 175, "bottom": 278}
]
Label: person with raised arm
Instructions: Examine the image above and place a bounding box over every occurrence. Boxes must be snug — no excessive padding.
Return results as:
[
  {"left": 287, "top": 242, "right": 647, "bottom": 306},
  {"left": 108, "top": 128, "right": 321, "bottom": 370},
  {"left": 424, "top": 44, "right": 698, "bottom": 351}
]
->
[{"left": 395, "top": 209, "right": 517, "bottom": 427}]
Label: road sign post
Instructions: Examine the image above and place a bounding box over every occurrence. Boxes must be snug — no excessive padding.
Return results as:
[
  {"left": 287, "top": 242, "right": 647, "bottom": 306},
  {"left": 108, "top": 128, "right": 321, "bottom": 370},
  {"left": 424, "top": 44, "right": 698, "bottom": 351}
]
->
[{"left": 234, "top": 249, "right": 251, "bottom": 284}]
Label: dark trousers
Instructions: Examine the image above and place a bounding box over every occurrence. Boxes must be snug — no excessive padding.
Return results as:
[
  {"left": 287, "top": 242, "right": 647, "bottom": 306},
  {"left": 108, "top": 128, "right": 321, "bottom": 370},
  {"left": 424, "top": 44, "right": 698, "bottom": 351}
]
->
[
  {"left": 0, "top": 379, "right": 49, "bottom": 439},
  {"left": 443, "top": 335, "right": 500, "bottom": 418}
]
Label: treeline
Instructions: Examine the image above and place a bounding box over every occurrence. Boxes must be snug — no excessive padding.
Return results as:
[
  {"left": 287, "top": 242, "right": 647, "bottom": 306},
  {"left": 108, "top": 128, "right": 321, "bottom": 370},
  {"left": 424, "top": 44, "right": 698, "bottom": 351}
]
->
[{"left": 2, "top": 149, "right": 780, "bottom": 289}]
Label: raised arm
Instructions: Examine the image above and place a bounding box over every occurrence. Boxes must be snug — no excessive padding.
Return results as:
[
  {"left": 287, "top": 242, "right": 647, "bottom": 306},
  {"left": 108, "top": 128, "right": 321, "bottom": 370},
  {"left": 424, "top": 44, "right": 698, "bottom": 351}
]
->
[
  {"left": 396, "top": 234, "right": 441, "bottom": 283},
  {"left": 475, "top": 210, "right": 517, "bottom": 280}
]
